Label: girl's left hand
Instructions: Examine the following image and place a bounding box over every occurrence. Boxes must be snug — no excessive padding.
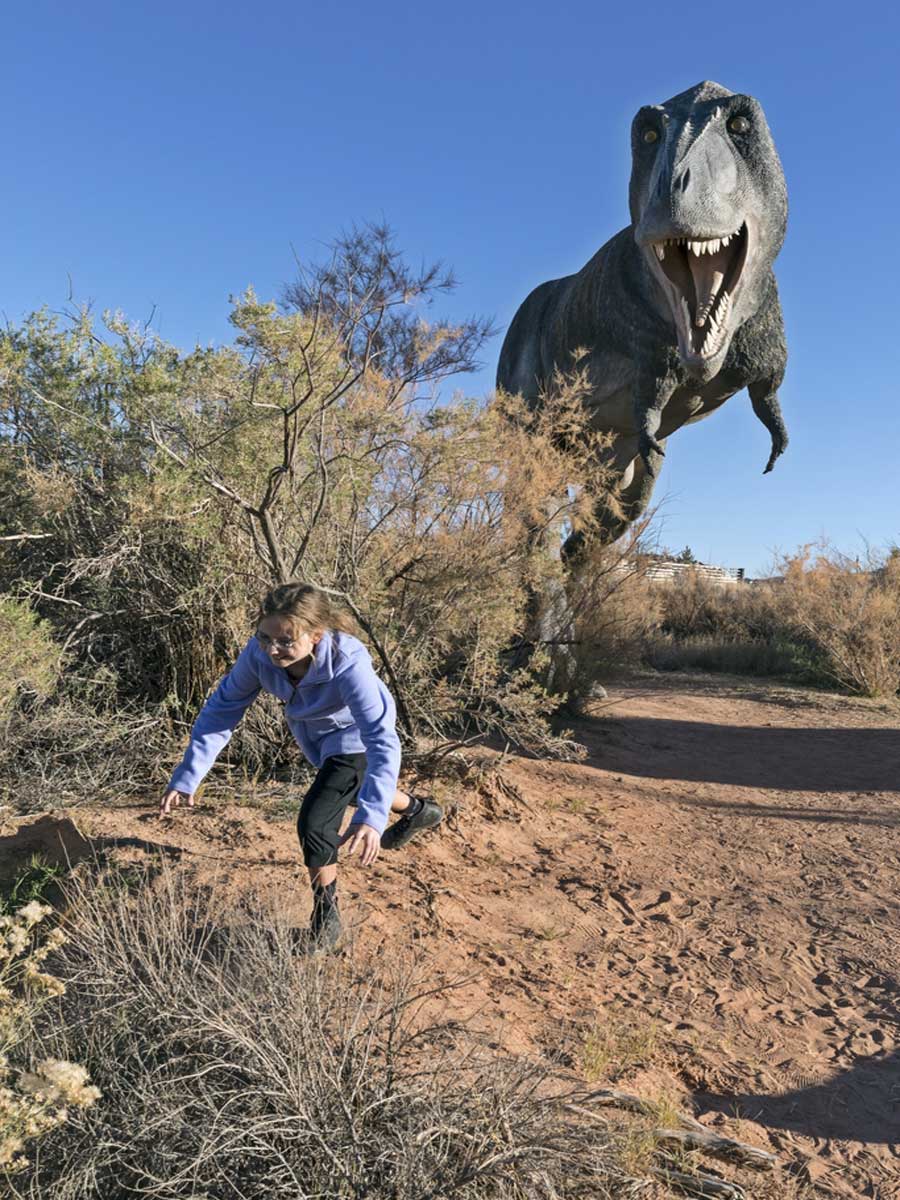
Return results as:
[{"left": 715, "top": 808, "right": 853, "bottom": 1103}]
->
[{"left": 339, "top": 823, "right": 381, "bottom": 867}]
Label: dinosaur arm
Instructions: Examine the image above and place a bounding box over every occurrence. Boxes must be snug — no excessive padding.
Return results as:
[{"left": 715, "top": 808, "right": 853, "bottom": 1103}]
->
[
  {"left": 748, "top": 372, "right": 788, "bottom": 473},
  {"left": 633, "top": 371, "right": 679, "bottom": 475}
]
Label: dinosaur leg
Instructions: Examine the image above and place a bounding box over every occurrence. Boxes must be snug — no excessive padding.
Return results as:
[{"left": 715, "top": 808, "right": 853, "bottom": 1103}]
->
[
  {"left": 563, "top": 440, "right": 665, "bottom": 555},
  {"left": 748, "top": 373, "right": 788, "bottom": 474},
  {"left": 620, "top": 446, "right": 664, "bottom": 523}
]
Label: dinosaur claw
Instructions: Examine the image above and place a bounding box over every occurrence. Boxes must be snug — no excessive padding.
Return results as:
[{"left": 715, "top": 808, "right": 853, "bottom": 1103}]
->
[
  {"left": 638, "top": 433, "right": 666, "bottom": 474},
  {"left": 763, "top": 436, "right": 787, "bottom": 474}
]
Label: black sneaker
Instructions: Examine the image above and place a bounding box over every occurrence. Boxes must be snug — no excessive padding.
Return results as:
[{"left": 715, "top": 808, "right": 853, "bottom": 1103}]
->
[
  {"left": 381, "top": 797, "right": 443, "bottom": 851},
  {"left": 309, "top": 892, "right": 343, "bottom": 951}
]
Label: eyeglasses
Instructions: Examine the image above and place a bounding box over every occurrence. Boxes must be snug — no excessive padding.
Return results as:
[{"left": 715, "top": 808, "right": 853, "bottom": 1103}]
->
[{"left": 255, "top": 632, "right": 296, "bottom": 650}]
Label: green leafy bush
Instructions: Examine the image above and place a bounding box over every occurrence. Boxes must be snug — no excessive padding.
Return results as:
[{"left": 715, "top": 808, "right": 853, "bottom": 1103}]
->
[{"left": 0, "top": 598, "right": 59, "bottom": 717}]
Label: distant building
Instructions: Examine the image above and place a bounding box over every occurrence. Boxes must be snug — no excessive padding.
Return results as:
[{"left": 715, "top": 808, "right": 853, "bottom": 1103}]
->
[{"left": 642, "top": 560, "right": 745, "bottom": 586}]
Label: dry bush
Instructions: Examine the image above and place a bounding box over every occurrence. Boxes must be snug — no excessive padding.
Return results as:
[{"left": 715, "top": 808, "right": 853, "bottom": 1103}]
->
[
  {"left": 0, "top": 902, "right": 100, "bottom": 1172},
  {"left": 8, "top": 863, "right": 631, "bottom": 1199},
  {"left": 654, "top": 571, "right": 783, "bottom": 643},
  {"left": 647, "top": 548, "right": 900, "bottom": 696},
  {"left": 0, "top": 227, "right": 631, "bottom": 800},
  {"left": 566, "top": 520, "right": 663, "bottom": 691},
  {"left": 647, "top": 570, "right": 825, "bottom": 682},
  {"left": 777, "top": 545, "right": 900, "bottom": 696}
]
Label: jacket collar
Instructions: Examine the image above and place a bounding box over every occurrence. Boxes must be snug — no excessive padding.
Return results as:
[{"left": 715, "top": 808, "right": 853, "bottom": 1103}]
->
[{"left": 294, "top": 630, "right": 335, "bottom": 687}]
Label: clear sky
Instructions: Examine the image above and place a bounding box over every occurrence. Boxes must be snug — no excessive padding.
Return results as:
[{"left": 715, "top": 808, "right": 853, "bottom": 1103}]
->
[{"left": 4, "top": 1, "right": 897, "bottom": 575}]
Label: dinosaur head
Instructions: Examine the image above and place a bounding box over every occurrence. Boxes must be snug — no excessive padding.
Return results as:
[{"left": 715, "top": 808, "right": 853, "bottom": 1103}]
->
[{"left": 629, "top": 81, "right": 787, "bottom": 380}]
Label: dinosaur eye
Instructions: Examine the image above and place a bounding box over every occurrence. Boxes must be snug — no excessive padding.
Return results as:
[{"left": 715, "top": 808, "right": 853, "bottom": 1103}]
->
[
  {"left": 642, "top": 128, "right": 659, "bottom": 144},
  {"left": 728, "top": 114, "right": 751, "bottom": 134}
]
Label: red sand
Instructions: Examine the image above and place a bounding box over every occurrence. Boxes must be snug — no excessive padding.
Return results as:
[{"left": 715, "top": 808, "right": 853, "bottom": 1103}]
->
[{"left": 5, "top": 673, "right": 899, "bottom": 1198}]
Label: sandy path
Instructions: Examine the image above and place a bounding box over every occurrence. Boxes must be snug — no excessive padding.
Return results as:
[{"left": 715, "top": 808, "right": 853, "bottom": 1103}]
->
[
  {"left": 4, "top": 673, "right": 899, "bottom": 1197},
  {"left": 552, "top": 677, "right": 900, "bottom": 1196}
]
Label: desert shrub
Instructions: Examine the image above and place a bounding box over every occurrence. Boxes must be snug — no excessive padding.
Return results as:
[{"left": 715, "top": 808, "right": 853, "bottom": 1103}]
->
[
  {"left": 0, "top": 226, "right": 627, "bottom": 798},
  {"left": 0, "top": 679, "right": 304, "bottom": 810},
  {"left": 778, "top": 545, "right": 900, "bottom": 696},
  {"left": 0, "top": 597, "right": 59, "bottom": 717},
  {"left": 0, "top": 902, "right": 100, "bottom": 1173},
  {"left": 566, "top": 521, "right": 663, "bottom": 691},
  {"left": 648, "top": 570, "right": 829, "bottom": 683},
  {"left": 656, "top": 571, "right": 783, "bottom": 643},
  {"left": 9, "top": 864, "right": 628, "bottom": 1199},
  {"left": 645, "top": 548, "right": 900, "bottom": 694}
]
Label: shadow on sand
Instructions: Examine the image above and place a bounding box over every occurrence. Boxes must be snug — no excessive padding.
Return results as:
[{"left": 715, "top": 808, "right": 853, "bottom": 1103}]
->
[
  {"left": 0, "top": 812, "right": 299, "bottom": 886},
  {"left": 694, "top": 1045, "right": 900, "bottom": 1149},
  {"left": 577, "top": 715, "right": 900, "bottom": 798}
]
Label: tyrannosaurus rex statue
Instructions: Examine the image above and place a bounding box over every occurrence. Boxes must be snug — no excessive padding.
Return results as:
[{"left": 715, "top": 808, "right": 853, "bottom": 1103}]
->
[{"left": 497, "top": 80, "right": 789, "bottom": 549}]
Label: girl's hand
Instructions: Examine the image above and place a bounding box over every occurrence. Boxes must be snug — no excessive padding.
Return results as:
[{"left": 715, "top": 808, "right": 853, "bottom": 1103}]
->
[
  {"left": 160, "top": 788, "right": 194, "bottom": 816},
  {"left": 339, "top": 823, "right": 381, "bottom": 867}
]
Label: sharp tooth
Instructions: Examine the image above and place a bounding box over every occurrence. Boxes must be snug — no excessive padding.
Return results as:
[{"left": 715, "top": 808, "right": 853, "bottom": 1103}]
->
[
  {"left": 710, "top": 238, "right": 721, "bottom": 253},
  {"left": 654, "top": 244, "right": 665, "bottom": 261},
  {"left": 689, "top": 241, "right": 702, "bottom": 256},
  {"left": 721, "top": 235, "right": 730, "bottom": 247}
]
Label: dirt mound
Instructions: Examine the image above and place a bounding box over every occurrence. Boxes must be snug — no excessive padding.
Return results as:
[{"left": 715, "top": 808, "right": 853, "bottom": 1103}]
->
[{"left": 5, "top": 674, "right": 899, "bottom": 1197}]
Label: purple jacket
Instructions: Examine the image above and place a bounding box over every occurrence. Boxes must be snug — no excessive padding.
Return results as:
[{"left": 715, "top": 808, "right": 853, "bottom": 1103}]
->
[{"left": 167, "top": 631, "right": 401, "bottom": 834}]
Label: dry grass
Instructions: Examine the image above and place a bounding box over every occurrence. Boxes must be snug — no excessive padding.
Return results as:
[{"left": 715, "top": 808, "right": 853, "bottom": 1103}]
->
[
  {"left": 582, "top": 1007, "right": 664, "bottom": 1083},
  {"left": 6, "top": 861, "right": 641, "bottom": 1200},
  {"left": 777, "top": 545, "right": 900, "bottom": 697},
  {"left": 645, "top": 633, "right": 808, "bottom": 679},
  {"left": 646, "top": 545, "right": 900, "bottom": 697}
]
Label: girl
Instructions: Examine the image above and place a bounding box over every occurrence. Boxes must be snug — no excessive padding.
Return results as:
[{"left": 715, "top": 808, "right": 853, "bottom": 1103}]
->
[{"left": 160, "top": 583, "right": 443, "bottom": 948}]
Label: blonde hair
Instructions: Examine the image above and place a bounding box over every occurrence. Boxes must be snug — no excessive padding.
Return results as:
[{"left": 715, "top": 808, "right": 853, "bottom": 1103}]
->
[{"left": 256, "top": 582, "right": 359, "bottom": 638}]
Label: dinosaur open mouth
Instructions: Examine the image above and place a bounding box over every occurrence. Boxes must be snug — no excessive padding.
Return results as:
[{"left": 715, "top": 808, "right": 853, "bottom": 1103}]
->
[{"left": 650, "top": 223, "right": 748, "bottom": 358}]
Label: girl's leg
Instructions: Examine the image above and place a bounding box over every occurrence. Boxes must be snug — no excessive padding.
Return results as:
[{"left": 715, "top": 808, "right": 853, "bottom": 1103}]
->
[
  {"left": 391, "top": 789, "right": 412, "bottom": 813},
  {"left": 297, "top": 753, "right": 367, "bottom": 945},
  {"left": 307, "top": 863, "right": 337, "bottom": 887},
  {"left": 304, "top": 791, "right": 411, "bottom": 888}
]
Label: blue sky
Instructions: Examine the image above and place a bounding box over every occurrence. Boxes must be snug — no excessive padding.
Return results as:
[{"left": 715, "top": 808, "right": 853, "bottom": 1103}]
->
[{"left": 4, "top": 1, "right": 897, "bottom": 575}]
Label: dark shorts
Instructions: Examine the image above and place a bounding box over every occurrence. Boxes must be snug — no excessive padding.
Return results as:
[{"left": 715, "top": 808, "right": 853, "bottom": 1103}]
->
[{"left": 296, "top": 752, "right": 368, "bottom": 869}]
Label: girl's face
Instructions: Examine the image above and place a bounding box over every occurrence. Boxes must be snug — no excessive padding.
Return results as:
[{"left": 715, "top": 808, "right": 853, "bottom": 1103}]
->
[{"left": 256, "top": 615, "right": 323, "bottom": 668}]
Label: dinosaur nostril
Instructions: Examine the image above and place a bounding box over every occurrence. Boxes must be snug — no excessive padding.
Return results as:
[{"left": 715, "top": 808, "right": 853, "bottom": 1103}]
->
[{"left": 680, "top": 167, "right": 691, "bottom": 193}]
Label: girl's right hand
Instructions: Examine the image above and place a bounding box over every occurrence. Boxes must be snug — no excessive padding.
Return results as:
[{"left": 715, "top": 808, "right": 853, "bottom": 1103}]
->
[{"left": 160, "top": 788, "right": 194, "bottom": 816}]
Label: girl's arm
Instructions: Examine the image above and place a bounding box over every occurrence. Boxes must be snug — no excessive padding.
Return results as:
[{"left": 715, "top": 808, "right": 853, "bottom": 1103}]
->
[
  {"left": 335, "top": 653, "right": 401, "bottom": 837},
  {"left": 166, "top": 638, "right": 262, "bottom": 797}
]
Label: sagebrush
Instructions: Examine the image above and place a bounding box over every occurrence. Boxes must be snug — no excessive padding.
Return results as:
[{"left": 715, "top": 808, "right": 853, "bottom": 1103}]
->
[{"left": 8, "top": 863, "right": 631, "bottom": 1199}]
